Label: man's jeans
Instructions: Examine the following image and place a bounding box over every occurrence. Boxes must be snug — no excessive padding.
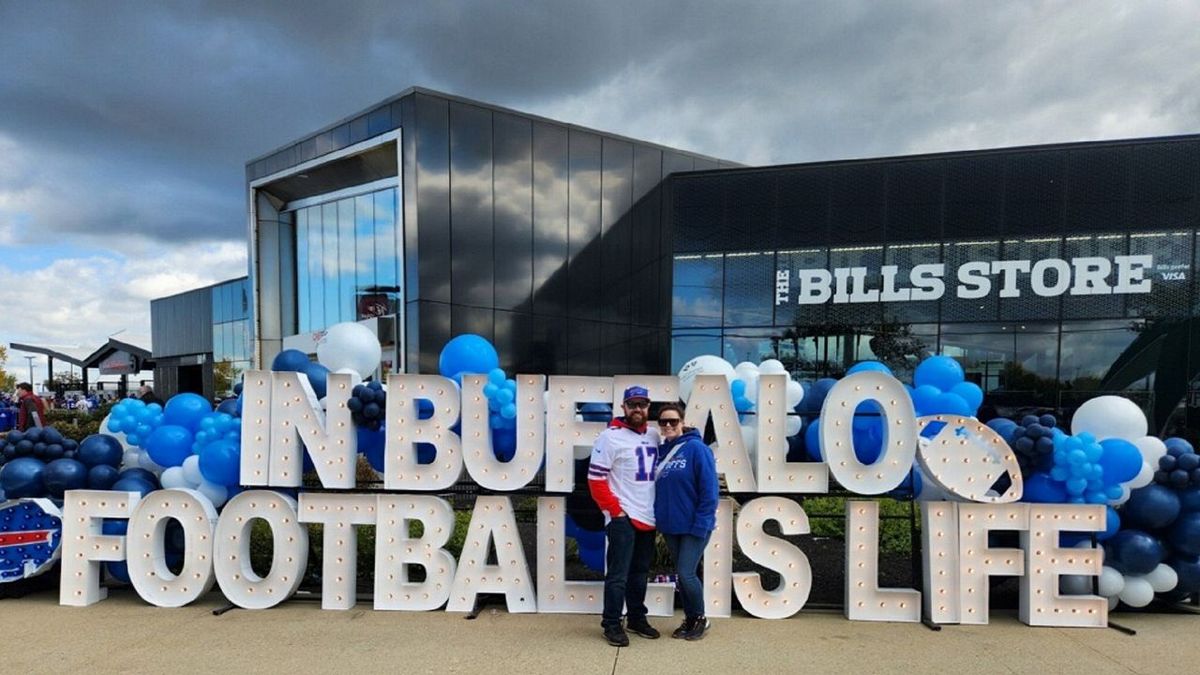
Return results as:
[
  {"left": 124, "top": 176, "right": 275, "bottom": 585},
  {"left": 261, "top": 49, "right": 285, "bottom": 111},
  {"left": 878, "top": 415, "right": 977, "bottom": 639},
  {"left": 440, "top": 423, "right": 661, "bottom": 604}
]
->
[
  {"left": 602, "top": 516, "right": 656, "bottom": 629},
  {"left": 663, "top": 532, "right": 711, "bottom": 619}
]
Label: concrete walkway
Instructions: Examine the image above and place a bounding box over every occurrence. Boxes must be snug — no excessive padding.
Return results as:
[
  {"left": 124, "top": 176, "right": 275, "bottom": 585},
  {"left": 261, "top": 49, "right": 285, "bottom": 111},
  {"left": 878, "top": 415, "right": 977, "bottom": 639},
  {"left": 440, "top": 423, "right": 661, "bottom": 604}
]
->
[{"left": 1, "top": 590, "right": 1196, "bottom": 674}]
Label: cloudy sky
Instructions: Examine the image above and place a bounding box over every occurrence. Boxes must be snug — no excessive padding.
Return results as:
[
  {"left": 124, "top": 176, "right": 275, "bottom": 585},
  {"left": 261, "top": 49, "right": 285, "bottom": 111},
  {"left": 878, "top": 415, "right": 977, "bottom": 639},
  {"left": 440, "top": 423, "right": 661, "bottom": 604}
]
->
[{"left": 2, "top": 0, "right": 1198, "bottom": 386}]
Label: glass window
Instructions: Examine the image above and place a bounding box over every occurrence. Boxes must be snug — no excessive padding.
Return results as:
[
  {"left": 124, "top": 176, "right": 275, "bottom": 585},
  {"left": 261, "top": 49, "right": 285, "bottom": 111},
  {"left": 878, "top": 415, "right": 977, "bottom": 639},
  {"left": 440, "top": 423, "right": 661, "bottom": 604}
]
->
[
  {"left": 1062, "top": 233, "right": 1126, "bottom": 320},
  {"left": 672, "top": 254, "right": 723, "bottom": 328},
  {"left": 307, "top": 205, "right": 325, "bottom": 331},
  {"left": 882, "top": 243, "right": 941, "bottom": 324},
  {"left": 1129, "top": 230, "right": 1192, "bottom": 319},
  {"left": 1059, "top": 320, "right": 1145, "bottom": 391},
  {"left": 671, "top": 330, "right": 722, "bottom": 374},
  {"left": 297, "top": 208, "right": 309, "bottom": 332},
  {"left": 354, "top": 194, "right": 376, "bottom": 319},
  {"left": 212, "top": 323, "right": 226, "bottom": 362},
  {"left": 940, "top": 323, "right": 1014, "bottom": 393},
  {"left": 942, "top": 239, "right": 1000, "bottom": 322},
  {"left": 999, "top": 236, "right": 1061, "bottom": 321},
  {"left": 776, "top": 247, "right": 829, "bottom": 327},
  {"left": 827, "top": 245, "right": 883, "bottom": 327},
  {"left": 723, "top": 251, "right": 774, "bottom": 326},
  {"left": 374, "top": 189, "right": 399, "bottom": 315},
  {"left": 322, "top": 202, "right": 339, "bottom": 327},
  {"left": 338, "top": 198, "right": 356, "bottom": 323}
]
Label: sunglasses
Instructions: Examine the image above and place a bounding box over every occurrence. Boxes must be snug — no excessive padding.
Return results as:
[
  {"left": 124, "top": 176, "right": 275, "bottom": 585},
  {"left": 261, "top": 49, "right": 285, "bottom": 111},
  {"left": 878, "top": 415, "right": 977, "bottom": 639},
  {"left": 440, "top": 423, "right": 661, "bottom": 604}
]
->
[
  {"left": 625, "top": 400, "right": 650, "bottom": 409},
  {"left": 658, "top": 418, "right": 682, "bottom": 427}
]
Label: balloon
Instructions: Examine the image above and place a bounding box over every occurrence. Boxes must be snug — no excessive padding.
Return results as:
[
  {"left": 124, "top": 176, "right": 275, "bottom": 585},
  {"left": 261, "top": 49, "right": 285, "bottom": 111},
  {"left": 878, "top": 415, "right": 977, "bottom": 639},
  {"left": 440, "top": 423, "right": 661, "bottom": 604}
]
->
[
  {"left": 77, "top": 434, "right": 124, "bottom": 467},
  {"left": 198, "top": 439, "right": 241, "bottom": 486},
  {"left": 986, "top": 418, "right": 1018, "bottom": 444},
  {"left": 163, "top": 393, "right": 212, "bottom": 432},
  {"left": 733, "top": 361, "right": 760, "bottom": 382},
  {"left": 317, "top": 322, "right": 383, "bottom": 375},
  {"left": 1023, "top": 472, "right": 1068, "bottom": 503},
  {"left": 160, "top": 466, "right": 190, "bottom": 489},
  {"left": 182, "top": 455, "right": 203, "bottom": 485},
  {"left": 1070, "top": 396, "right": 1148, "bottom": 441},
  {"left": 358, "top": 425, "right": 386, "bottom": 472},
  {"left": 1124, "top": 484, "right": 1182, "bottom": 530},
  {"left": 785, "top": 415, "right": 803, "bottom": 437},
  {"left": 271, "top": 349, "right": 312, "bottom": 372},
  {"left": 1180, "top": 486, "right": 1200, "bottom": 513},
  {"left": 850, "top": 416, "right": 884, "bottom": 464},
  {"left": 438, "top": 334, "right": 499, "bottom": 380},
  {"left": 805, "top": 419, "right": 823, "bottom": 461},
  {"left": 0, "top": 457, "right": 46, "bottom": 498},
  {"left": 914, "top": 355, "right": 964, "bottom": 391},
  {"left": 1134, "top": 436, "right": 1169, "bottom": 466},
  {"left": 1108, "top": 529, "right": 1165, "bottom": 576},
  {"left": 43, "top": 458, "right": 88, "bottom": 498},
  {"left": 677, "top": 355, "right": 737, "bottom": 402},
  {"left": 910, "top": 385, "right": 941, "bottom": 415},
  {"left": 145, "top": 425, "right": 194, "bottom": 468},
  {"left": 1118, "top": 576, "right": 1155, "bottom": 607},
  {"left": 111, "top": 476, "right": 156, "bottom": 498},
  {"left": 1145, "top": 563, "right": 1179, "bottom": 593},
  {"left": 949, "top": 381, "right": 983, "bottom": 412},
  {"left": 196, "top": 479, "right": 229, "bottom": 507},
  {"left": 215, "top": 398, "right": 239, "bottom": 416},
  {"left": 785, "top": 379, "right": 804, "bottom": 409},
  {"left": 758, "top": 359, "right": 787, "bottom": 375},
  {"left": 87, "top": 464, "right": 120, "bottom": 490},
  {"left": 1098, "top": 438, "right": 1143, "bottom": 485},
  {"left": 1128, "top": 461, "right": 1155, "bottom": 489},
  {"left": 1170, "top": 555, "right": 1200, "bottom": 593},
  {"left": 847, "top": 360, "right": 892, "bottom": 376},
  {"left": 1169, "top": 512, "right": 1200, "bottom": 557},
  {"left": 579, "top": 402, "right": 612, "bottom": 423},
  {"left": 929, "top": 392, "right": 972, "bottom": 417},
  {"left": 1098, "top": 566, "right": 1125, "bottom": 597},
  {"left": 301, "top": 361, "right": 330, "bottom": 399},
  {"left": 804, "top": 378, "right": 837, "bottom": 414}
]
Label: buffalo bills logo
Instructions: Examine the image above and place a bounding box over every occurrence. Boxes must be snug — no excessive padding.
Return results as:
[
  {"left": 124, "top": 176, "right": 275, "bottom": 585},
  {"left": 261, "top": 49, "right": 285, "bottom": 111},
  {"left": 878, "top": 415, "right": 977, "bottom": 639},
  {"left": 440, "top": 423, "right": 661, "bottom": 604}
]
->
[{"left": 0, "top": 499, "right": 62, "bottom": 582}]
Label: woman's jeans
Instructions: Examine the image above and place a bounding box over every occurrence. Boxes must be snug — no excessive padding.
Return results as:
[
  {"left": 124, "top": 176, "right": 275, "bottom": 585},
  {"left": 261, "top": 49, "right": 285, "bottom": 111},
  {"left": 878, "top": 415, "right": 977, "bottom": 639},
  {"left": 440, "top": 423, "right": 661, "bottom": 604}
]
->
[{"left": 663, "top": 532, "right": 711, "bottom": 619}]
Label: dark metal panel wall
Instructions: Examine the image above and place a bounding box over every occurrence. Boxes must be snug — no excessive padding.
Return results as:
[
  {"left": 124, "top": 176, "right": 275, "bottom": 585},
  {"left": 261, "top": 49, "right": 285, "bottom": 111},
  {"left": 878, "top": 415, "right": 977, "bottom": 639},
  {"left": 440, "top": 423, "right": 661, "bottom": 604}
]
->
[{"left": 150, "top": 288, "right": 213, "bottom": 358}]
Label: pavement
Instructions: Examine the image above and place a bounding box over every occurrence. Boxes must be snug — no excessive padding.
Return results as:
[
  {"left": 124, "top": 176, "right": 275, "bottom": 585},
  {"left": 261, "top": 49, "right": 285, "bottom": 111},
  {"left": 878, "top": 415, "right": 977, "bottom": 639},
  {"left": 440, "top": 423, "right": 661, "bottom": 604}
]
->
[{"left": 1, "top": 589, "right": 1197, "bottom": 674}]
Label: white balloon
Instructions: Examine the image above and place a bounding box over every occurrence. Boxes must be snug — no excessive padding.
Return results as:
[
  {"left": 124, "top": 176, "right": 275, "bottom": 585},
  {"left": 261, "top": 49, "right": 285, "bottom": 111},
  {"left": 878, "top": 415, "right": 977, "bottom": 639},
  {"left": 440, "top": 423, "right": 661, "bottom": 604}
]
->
[
  {"left": 1128, "top": 461, "right": 1155, "bottom": 489},
  {"left": 334, "top": 367, "right": 364, "bottom": 389},
  {"left": 1060, "top": 574, "right": 1092, "bottom": 595},
  {"left": 1144, "top": 564, "right": 1179, "bottom": 593},
  {"left": 1107, "top": 595, "right": 1119, "bottom": 611},
  {"left": 1133, "top": 436, "right": 1168, "bottom": 465},
  {"left": 160, "top": 466, "right": 189, "bottom": 489},
  {"left": 137, "top": 451, "right": 164, "bottom": 476},
  {"left": 317, "top": 321, "right": 382, "bottom": 377},
  {"left": 182, "top": 454, "right": 203, "bottom": 486},
  {"left": 196, "top": 480, "right": 229, "bottom": 508},
  {"left": 734, "top": 361, "right": 759, "bottom": 378},
  {"left": 785, "top": 379, "right": 804, "bottom": 409},
  {"left": 1070, "top": 396, "right": 1148, "bottom": 441},
  {"left": 1118, "top": 576, "right": 1155, "bottom": 608},
  {"left": 744, "top": 373, "right": 761, "bottom": 404},
  {"left": 121, "top": 449, "right": 141, "bottom": 471},
  {"left": 677, "top": 355, "right": 737, "bottom": 402},
  {"left": 740, "top": 423, "right": 757, "bottom": 456},
  {"left": 785, "top": 415, "right": 803, "bottom": 437},
  {"left": 1098, "top": 566, "right": 1125, "bottom": 598},
  {"left": 758, "top": 359, "right": 787, "bottom": 375}
]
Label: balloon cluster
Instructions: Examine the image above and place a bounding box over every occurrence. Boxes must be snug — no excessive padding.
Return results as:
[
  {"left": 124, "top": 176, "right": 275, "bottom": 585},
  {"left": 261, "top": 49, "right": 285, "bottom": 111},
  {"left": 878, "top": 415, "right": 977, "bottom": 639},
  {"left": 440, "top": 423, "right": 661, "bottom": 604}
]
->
[
  {"left": 102, "top": 517, "right": 183, "bottom": 584},
  {"left": 908, "top": 355, "right": 983, "bottom": 417},
  {"left": 0, "top": 426, "right": 79, "bottom": 465},
  {"left": 0, "top": 433, "right": 129, "bottom": 500},
  {"left": 349, "top": 381, "right": 387, "bottom": 431},
  {"left": 564, "top": 513, "right": 605, "bottom": 572},
  {"left": 106, "top": 398, "right": 164, "bottom": 448},
  {"left": 437, "top": 334, "right": 516, "bottom": 461},
  {"left": 271, "top": 348, "right": 332, "bottom": 399},
  {"left": 802, "top": 361, "right": 896, "bottom": 465},
  {"left": 1155, "top": 438, "right": 1200, "bottom": 488},
  {"left": 678, "top": 355, "right": 805, "bottom": 459},
  {"left": 1048, "top": 433, "right": 1137, "bottom": 504},
  {"left": 987, "top": 415, "right": 1058, "bottom": 474},
  {"left": 124, "top": 393, "right": 238, "bottom": 507}
]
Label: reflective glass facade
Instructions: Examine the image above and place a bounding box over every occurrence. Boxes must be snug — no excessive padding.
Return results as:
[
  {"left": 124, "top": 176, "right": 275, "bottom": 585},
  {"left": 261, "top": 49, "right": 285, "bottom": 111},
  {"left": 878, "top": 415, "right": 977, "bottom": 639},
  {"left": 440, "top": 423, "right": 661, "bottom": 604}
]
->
[
  {"left": 211, "top": 277, "right": 253, "bottom": 395},
  {"left": 669, "top": 138, "right": 1200, "bottom": 436}
]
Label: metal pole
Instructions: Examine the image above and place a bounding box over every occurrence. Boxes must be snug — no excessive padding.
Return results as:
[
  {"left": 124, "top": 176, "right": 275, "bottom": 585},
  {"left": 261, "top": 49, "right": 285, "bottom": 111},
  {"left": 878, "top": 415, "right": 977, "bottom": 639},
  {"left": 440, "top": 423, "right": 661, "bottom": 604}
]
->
[{"left": 24, "top": 355, "right": 35, "bottom": 388}]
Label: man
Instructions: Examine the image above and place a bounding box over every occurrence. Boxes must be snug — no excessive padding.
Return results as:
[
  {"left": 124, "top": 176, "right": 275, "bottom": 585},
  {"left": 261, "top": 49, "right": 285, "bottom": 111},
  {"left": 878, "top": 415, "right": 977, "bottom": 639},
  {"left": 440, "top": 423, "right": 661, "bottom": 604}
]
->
[
  {"left": 15, "top": 382, "right": 46, "bottom": 431},
  {"left": 138, "top": 385, "right": 162, "bottom": 405},
  {"left": 588, "top": 385, "right": 661, "bottom": 646}
]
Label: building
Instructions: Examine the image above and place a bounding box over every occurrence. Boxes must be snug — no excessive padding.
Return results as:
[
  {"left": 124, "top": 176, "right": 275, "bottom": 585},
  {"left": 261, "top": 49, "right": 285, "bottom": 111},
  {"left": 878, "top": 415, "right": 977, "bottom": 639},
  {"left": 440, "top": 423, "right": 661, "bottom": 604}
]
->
[
  {"left": 236, "top": 87, "right": 1199, "bottom": 436},
  {"left": 150, "top": 277, "right": 251, "bottom": 400}
]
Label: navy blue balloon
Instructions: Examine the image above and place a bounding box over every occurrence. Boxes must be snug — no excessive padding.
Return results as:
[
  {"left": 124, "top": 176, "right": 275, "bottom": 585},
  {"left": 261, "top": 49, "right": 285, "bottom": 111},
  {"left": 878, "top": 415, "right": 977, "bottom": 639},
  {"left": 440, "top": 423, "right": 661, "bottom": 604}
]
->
[
  {"left": 6, "top": 431, "right": 25, "bottom": 444},
  {"left": 78, "top": 434, "right": 125, "bottom": 467},
  {"left": 42, "top": 427, "right": 64, "bottom": 444},
  {"left": 805, "top": 419, "right": 823, "bottom": 461},
  {"left": 87, "top": 464, "right": 120, "bottom": 490},
  {"left": 303, "top": 361, "right": 329, "bottom": 399},
  {"left": 416, "top": 442, "right": 436, "bottom": 465},
  {"left": 1097, "top": 438, "right": 1142, "bottom": 485},
  {"left": 1023, "top": 472, "right": 1067, "bottom": 503},
  {"left": 216, "top": 398, "right": 239, "bottom": 416},
  {"left": 986, "top": 418, "right": 1018, "bottom": 442},
  {"left": 851, "top": 416, "right": 884, "bottom": 464},
  {"left": 1124, "top": 484, "right": 1182, "bottom": 530},
  {"left": 0, "top": 457, "right": 46, "bottom": 498},
  {"left": 233, "top": 381, "right": 244, "bottom": 396},
  {"left": 1108, "top": 529, "right": 1166, "bottom": 576},
  {"left": 111, "top": 476, "right": 156, "bottom": 498},
  {"left": 1180, "top": 487, "right": 1200, "bottom": 513},
  {"left": 1169, "top": 512, "right": 1200, "bottom": 557},
  {"left": 804, "top": 379, "right": 837, "bottom": 414},
  {"left": 492, "top": 427, "right": 517, "bottom": 462},
  {"left": 1164, "top": 437, "right": 1194, "bottom": 454},
  {"left": 1170, "top": 555, "right": 1200, "bottom": 593},
  {"left": 15, "top": 439, "right": 33, "bottom": 455},
  {"left": 44, "top": 443, "right": 64, "bottom": 460},
  {"left": 43, "top": 458, "right": 89, "bottom": 498},
  {"left": 118, "top": 468, "right": 157, "bottom": 484},
  {"left": 358, "top": 426, "right": 386, "bottom": 472},
  {"left": 580, "top": 402, "right": 612, "bottom": 423},
  {"left": 271, "top": 349, "right": 312, "bottom": 372}
]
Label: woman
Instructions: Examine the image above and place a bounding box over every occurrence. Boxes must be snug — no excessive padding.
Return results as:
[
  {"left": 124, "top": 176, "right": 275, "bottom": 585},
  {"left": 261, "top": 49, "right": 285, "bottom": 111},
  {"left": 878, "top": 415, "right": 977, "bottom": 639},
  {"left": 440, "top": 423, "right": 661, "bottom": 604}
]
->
[{"left": 654, "top": 403, "right": 719, "bottom": 640}]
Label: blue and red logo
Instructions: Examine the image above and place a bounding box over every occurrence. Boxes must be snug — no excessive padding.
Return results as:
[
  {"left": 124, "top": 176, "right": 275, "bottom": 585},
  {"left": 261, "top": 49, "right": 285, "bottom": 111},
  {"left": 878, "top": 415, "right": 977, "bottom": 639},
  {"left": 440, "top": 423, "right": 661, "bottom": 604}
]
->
[{"left": 0, "top": 499, "right": 62, "bottom": 582}]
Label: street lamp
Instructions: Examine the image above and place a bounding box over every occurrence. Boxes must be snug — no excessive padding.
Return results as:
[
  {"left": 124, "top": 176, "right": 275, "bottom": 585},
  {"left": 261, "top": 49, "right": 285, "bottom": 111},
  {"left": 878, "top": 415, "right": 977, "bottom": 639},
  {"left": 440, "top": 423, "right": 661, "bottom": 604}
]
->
[{"left": 24, "top": 355, "right": 36, "bottom": 389}]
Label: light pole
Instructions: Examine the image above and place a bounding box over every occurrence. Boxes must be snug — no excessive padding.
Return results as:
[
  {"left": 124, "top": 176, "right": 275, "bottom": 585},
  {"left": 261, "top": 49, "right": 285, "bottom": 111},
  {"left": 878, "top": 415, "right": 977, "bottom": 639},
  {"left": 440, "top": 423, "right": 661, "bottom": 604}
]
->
[{"left": 24, "top": 355, "right": 36, "bottom": 389}]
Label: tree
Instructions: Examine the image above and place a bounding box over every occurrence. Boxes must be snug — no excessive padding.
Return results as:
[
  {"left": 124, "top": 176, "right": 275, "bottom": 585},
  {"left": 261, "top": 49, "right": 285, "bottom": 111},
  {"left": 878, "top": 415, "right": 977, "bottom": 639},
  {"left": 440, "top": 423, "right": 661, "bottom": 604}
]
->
[
  {"left": 48, "top": 369, "right": 84, "bottom": 394},
  {"left": 213, "top": 359, "right": 237, "bottom": 397},
  {"left": 0, "top": 345, "right": 18, "bottom": 392}
]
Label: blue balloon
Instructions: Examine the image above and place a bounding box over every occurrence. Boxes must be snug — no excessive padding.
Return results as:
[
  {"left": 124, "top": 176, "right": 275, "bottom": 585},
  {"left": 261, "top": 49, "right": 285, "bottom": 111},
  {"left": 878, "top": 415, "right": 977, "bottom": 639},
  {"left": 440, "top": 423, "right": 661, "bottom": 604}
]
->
[
  {"left": 731, "top": 379, "right": 746, "bottom": 398},
  {"left": 910, "top": 385, "right": 941, "bottom": 415},
  {"left": 1124, "top": 484, "right": 1182, "bottom": 530},
  {"left": 146, "top": 425, "right": 194, "bottom": 468},
  {"left": 303, "top": 361, "right": 330, "bottom": 399},
  {"left": 1108, "top": 529, "right": 1166, "bottom": 576},
  {"left": 847, "top": 360, "right": 893, "bottom": 376},
  {"left": 438, "top": 334, "right": 500, "bottom": 379},
  {"left": 358, "top": 426, "right": 386, "bottom": 472},
  {"left": 1023, "top": 472, "right": 1067, "bottom": 503},
  {"left": 42, "top": 458, "right": 88, "bottom": 498},
  {"left": 0, "top": 457, "right": 46, "bottom": 498},
  {"left": 580, "top": 402, "right": 612, "bottom": 423},
  {"left": 949, "top": 381, "right": 983, "bottom": 412},
  {"left": 416, "top": 442, "right": 436, "bottom": 465},
  {"left": 1097, "top": 438, "right": 1143, "bottom": 485},
  {"left": 198, "top": 439, "right": 241, "bottom": 486},
  {"left": 914, "top": 355, "right": 965, "bottom": 391},
  {"left": 1169, "top": 512, "right": 1200, "bottom": 557},
  {"left": 1164, "top": 437, "right": 1194, "bottom": 455},
  {"left": 118, "top": 468, "right": 158, "bottom": 484},
  {"left": 492, "top": 427, "right": 517, "bottom": 462},
  {"left": 1100, "top": 506, "right": 1121, "bottom": 541},
  {"left": 216, "top": 398, "right": 239, "bottom": 416},
  {"left": 111, "top": 476, "right": 157, "bottom": 498},
  {"left": 1170, "top": 555, "right": 1200, "bottom": 594},
  {"left": 930, "top": 392, "right": 972, "bottom": 417},
  {"left": 805, "top": 418, "right": 823, "bottom": 461},
  {"left": 163, "top": 393, "right": 212, "bottom": 432},
  {"left": 851, "top": 416, "right": 884, "bottom": 464},
  {"left": 804, "top": 379, "right": 837, "bottom": 414},
  {"left": 271, "top": 349, "right": 312, "bottom": 372},
  {"left": 1179, "top": 486, "right": 1200, "bottom": 513},
  {"left": 986, "top": 418, "right": 1018, "bottom": 444},
  {"left": 415, "top": 398, "right": 434, "bottom": 420},
  {"left": 77, "top": 434, "right": 124, "bottom": 467},
  {"left": 87, "top": 464, "right": 120, "bottom": 490}
]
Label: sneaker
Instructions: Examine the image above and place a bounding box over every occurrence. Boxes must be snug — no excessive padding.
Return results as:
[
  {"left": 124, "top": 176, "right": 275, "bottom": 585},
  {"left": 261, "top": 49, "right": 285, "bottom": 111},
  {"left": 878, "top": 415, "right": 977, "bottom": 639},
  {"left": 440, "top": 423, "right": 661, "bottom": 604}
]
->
[
  {"left": 604, "top": 625, "right": 629, "bottom": 647},
  {"left": 671, "top": 617, "right": 696, "bottom": 639},
  {"left": 627, "top": 619, "right": 661, "bottom": 639},
  {"left": 685, "top": 616, "right": 710, "bottom": 641}
]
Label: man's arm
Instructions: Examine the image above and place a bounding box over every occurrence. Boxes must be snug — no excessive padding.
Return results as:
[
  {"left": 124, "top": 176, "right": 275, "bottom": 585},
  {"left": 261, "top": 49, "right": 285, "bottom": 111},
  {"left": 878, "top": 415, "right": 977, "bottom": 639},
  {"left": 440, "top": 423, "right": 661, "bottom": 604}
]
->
[{"left": 587, "top": 434, "right": 624, "bottom": 517}]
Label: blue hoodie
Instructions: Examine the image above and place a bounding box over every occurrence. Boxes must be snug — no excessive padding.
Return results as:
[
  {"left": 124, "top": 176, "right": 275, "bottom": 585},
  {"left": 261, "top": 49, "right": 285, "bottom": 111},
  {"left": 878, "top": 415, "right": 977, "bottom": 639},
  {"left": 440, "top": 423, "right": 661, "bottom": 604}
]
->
[{"left": 654, "top": 428, "right": 719, "bottom": 538}]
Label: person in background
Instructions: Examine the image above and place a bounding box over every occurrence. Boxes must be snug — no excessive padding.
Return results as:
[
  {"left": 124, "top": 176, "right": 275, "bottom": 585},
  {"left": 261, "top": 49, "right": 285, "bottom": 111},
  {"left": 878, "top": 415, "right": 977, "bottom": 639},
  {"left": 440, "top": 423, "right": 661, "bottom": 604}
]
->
[
  {"left": 654, "top": 402, "right": 719, "bottom": 640},
  {"left": 15, "top": 382, "right": 47, "bottom": 431},
  {"left": 138, "top": 385, "right": 162, "bottom": 405},
  {"left": 588, "top": 385, "right": 662, "bottom": 646}
]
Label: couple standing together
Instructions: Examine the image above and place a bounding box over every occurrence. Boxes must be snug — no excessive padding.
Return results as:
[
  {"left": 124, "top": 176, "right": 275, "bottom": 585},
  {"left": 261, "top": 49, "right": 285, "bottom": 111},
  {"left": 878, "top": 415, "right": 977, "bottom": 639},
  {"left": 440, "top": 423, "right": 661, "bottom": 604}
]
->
[{"left": 588, "top": 386, "right": 720, "bottom": 646}]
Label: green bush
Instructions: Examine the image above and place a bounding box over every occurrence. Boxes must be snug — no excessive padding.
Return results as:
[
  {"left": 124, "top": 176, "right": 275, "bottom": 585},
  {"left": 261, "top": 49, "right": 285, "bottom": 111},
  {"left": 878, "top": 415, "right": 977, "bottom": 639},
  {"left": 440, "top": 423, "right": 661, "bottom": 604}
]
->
[
  {"left": 41, "top": 410, "right": 103, "bottom": 443},
  {"left": 802, "top": 496, "right": 917, "bottom": 553}
]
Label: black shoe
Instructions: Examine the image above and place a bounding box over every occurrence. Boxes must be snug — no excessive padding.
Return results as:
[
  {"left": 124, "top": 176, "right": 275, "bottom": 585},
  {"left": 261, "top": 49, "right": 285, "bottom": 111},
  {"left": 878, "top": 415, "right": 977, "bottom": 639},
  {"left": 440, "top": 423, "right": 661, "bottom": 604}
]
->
[
  {"left": 671, "top": 617, "right": 696, "bottom": 639},
  {"left": 684, "top": 616, "right": 710, "bottom": 641},
  {"left": 604, "top": 625, "right": 629, "bottom": 647},
  {"left": 627, "top": 619, "right": 660, "bottom": 639}
]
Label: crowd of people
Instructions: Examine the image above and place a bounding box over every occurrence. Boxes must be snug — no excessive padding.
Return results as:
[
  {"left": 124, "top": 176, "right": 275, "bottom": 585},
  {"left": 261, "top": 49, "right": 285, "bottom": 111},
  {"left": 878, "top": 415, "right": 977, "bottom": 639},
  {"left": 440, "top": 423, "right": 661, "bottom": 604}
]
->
[{"left": 0, "top": 384, "right": 160, "bottom": 432}]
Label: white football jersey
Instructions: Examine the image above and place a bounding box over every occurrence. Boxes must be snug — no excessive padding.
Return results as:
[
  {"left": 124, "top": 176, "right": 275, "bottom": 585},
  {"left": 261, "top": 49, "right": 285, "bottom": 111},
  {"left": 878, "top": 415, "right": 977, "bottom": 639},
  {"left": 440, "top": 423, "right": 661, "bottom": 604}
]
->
[{"left": 588, "top": 422, "right": 661, "bottom": 526}]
